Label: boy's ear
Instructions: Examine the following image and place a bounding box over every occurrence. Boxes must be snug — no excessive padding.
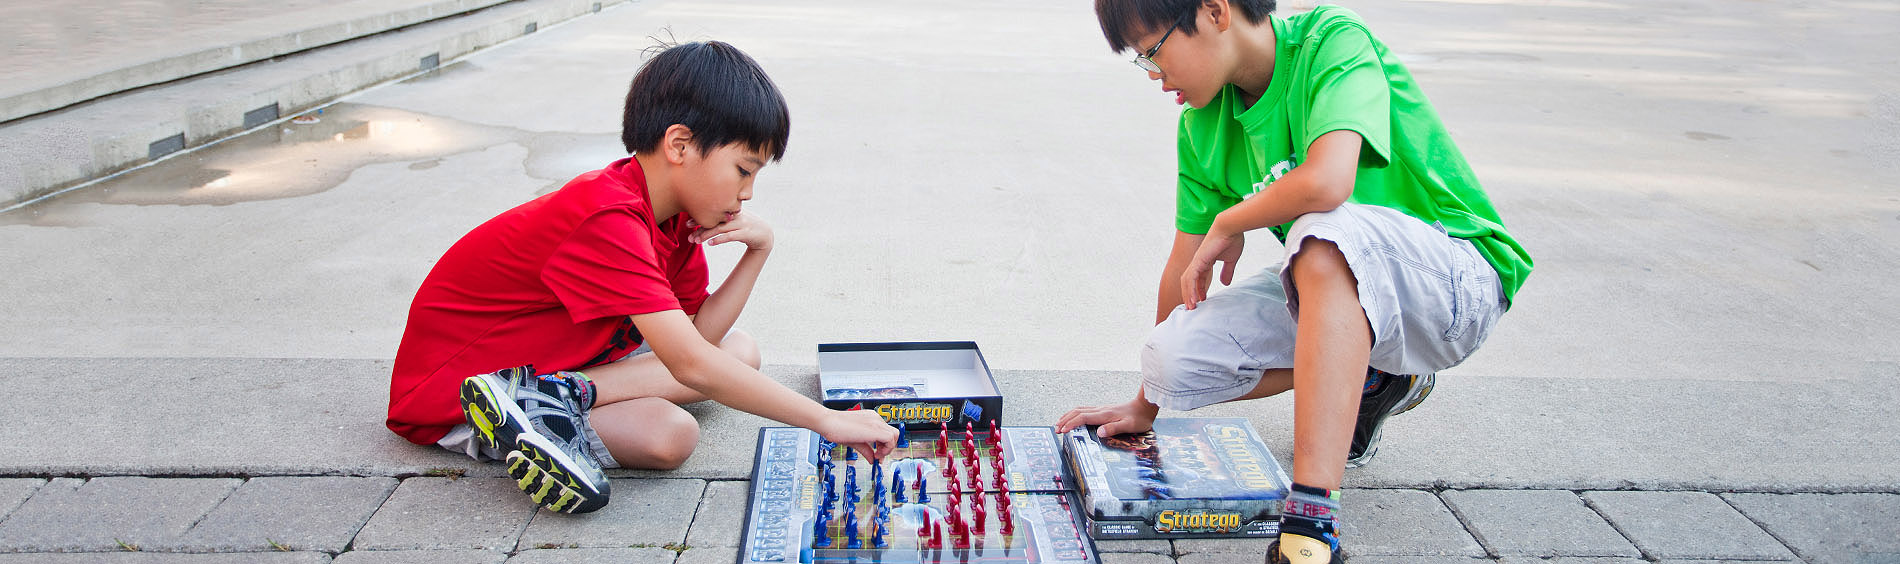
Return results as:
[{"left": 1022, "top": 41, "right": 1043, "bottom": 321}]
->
[
  {"left": 1205, "top": 0, "right": 1231, "bottom": 32},
  {"left": 662, "top": 124, "right": 695, "bottom": 165}
]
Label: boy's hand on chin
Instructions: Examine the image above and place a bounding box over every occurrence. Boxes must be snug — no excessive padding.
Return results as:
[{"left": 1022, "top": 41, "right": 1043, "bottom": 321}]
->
[{"left": 689, "top": 211, "right": 774, "bottom": 251}]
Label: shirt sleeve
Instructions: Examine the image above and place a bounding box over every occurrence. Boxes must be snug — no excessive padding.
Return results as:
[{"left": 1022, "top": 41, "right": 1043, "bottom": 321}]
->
[
  {"left": 1175, "top": 114, "right": 1238, "bottom": 235},
  {"left": 541, "top": 208, "right": 683, "bottom": 323},
  {"left": 1300, "top": 21, "right": 1392, "bottom": 168}
]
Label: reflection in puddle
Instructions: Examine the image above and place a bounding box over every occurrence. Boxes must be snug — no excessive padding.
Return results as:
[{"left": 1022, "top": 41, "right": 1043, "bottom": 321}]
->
[{"left": 2, "top": 102, "right": 623, "bottom": 227}]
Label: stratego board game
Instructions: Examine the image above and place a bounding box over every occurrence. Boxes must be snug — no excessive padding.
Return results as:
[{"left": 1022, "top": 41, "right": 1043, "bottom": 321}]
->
[
  {"left": 1064, "top": 418, "right": 1291, "bottom": 539},
  {"left": 738, "top": 423, "right": 1100, "bottom": 564}
]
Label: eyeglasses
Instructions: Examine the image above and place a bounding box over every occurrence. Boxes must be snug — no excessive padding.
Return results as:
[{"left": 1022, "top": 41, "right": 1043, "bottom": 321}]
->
[{"left": 1131, "top": 19, "right": 1181, "bottom": 73}]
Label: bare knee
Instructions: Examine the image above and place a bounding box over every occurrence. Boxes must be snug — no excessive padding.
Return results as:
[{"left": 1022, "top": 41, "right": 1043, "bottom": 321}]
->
[
  {"left": 1289, "top": 237, "right": 1354, "bottom": 288},
  {"left": 635, "top": 404, "right": 699, "bottom": 470},
  {"left": 720, "top": 329, "right": 762, "bottom": 370},
  {"left": 598, "top": 398, "right": 700, "bottom": 470}
]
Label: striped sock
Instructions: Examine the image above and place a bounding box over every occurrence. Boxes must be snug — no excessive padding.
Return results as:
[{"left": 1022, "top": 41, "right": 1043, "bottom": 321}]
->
[{"left": 1278, "top": 482, "right": 1340, "bottom": 562}]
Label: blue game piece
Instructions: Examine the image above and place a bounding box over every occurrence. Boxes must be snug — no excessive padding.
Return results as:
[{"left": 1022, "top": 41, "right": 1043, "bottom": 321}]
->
[
  {"left": 845, "top": 516, "right": 860, "bottom": 549},
  {"left": 896, "top": 423, "right": 909, "bottom": 448},
  {"left": 813, "top": 513, "right": 832, "bottom": 548},
  {"left": 845, "top": 447, "right": 858, "bottom": 461},
  {"left": 916, "top": 471, "right": 930, "bottom": 504},
  {"left": 892, "top": 471, "right": 906, "bottom": 504}
]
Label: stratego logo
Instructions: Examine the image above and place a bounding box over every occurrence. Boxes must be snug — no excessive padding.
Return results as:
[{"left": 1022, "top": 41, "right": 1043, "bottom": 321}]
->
[
  {"left": 875, "top": 402, "right": 955, "bottom": 424},
  {"left": 1209, "top": 424, "right": 1278, "bottom": 489},
  {"left": 1154, "top": 510, "right": 1244, "bottom": 533}
]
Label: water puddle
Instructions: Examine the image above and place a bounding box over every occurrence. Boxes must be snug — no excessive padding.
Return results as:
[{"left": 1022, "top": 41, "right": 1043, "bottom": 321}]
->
[{"left": 1, "top": 100, "right": 624, "bottom": 227}]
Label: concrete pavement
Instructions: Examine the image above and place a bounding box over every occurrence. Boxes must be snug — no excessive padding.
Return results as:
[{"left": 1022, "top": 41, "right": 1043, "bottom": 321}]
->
[
  {"left": 2, "top": 0, "right": 1898, "bottom": 562},
  {"left": 0, "top": 0, "right": 634, "bottom": 208}
]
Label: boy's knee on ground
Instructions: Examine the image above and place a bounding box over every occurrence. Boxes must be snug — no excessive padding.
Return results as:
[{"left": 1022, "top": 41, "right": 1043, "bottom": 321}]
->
[{"left": 601, "top": 398, "right": 700, "bottom": 470}]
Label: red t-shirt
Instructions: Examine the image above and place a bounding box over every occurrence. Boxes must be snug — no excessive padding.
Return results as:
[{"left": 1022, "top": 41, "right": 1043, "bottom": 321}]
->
[{"left": 387, "top": 158, "right": 709, "bottom": 445}]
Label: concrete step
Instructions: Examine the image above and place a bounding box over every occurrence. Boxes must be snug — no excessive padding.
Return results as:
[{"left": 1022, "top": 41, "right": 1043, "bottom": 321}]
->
[
  {"left": 0, "top": 0, "right": 632, "bottom": 210},
  {"left": 1, "top": 0, "right": 515, "bottom": 124}
]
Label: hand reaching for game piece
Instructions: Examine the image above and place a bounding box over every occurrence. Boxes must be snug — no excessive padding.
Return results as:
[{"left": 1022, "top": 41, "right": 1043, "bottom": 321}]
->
[
  {"left": 687, "top": 210, "right": 773, "bottom": 251},
  {"left": 819, "top": 408, "right": 898, "bottom": 461},
  {"left": 1056, "top": 396, "right": 1160, "bottom": 438}
]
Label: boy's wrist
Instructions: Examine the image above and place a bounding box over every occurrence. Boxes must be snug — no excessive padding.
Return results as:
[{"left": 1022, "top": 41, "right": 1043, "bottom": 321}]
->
[
  {"left": 1207, "top": 214, "right": 1238, "bottom": 240},
  {"left": 1127, "top": 395, "right": 1160, "bottom": 417}
]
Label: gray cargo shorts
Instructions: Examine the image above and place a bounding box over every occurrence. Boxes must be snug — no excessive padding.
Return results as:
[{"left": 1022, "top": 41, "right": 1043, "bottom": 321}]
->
[{"left": 1141, "top": 203, "right": 1506, "bottom": 411}]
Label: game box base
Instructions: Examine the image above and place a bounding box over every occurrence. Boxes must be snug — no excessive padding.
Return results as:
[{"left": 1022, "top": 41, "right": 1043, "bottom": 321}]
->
[
  {"left": 818, "top": 342, "right": 1003, "bottom": 432},
  {"left": 1064, "top": 418, "right": 1290, "bottom": 540}
]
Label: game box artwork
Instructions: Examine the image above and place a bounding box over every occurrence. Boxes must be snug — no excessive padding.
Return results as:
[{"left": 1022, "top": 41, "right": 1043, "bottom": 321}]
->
[
  {"left": 1063, "top": 418, "right": 1290, "bottom": 539},
  {"left": 818, "top": 342, "right": 1004, "bottom": 432}
]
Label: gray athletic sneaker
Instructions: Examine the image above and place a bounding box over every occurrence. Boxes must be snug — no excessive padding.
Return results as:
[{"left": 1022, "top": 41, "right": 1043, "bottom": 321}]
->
[
  {"left": 460, "top": 366, "right": 611, "bottom": 513},
  {"left": 1346, "top": 369, "right": 1434, "bottom": 469}
]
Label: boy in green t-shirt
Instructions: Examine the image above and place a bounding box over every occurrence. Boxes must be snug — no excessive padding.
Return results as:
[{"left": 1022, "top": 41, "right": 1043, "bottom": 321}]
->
[{"left": 1055, "top": 1, "right": 1531, "bottom": 561}]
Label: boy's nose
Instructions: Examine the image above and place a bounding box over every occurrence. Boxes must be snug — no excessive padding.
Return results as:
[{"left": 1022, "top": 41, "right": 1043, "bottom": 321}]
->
[{"left": 1147, "top": 70, "right": 1163, "bottom": 81}]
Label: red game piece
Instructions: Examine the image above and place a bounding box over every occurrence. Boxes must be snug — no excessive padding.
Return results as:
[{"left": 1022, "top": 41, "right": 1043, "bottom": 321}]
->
[
  {"left": 965, "top": 420, "right": 974, "bottom": 437},
  {"left": 937, "top": 427, "right": 949, "bottom": 457},
  {"left": 974, "top": 502, "right": 987, "bottom": 533}
]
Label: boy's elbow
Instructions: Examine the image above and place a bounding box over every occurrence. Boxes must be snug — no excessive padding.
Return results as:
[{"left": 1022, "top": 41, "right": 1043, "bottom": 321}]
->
[
  {"left": 1302, "top": 179, "right": 1354, "bottom": 214},
  {"left": 663, "top": 345, "right": 720, "bottom": 392}
]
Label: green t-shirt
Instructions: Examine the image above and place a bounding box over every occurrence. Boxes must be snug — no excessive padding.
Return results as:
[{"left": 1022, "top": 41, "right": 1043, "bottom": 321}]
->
[{"left": 1175, "top": 5, "right": 1531, "bottom": 302}]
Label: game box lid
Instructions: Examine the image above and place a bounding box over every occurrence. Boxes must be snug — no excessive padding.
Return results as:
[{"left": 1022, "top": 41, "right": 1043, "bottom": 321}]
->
[
  {"left": 1063, "top": 418, "right": 1291, "bottom": 539},
  {"left": 817, "top": 341, "right": 1003, "bottom": 431}
]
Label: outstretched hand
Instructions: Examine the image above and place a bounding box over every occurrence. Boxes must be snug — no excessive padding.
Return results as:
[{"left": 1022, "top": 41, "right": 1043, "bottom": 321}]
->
[
  {"left": 1055, "top": 397, "right": 1160, "bottom": 439},
  {"left": 820, "top": 408, "right": 898, "bottom": 461}
]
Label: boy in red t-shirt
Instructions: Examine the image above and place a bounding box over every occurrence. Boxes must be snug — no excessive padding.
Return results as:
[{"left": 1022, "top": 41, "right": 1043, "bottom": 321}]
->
[{"left": 387, "top": 41, "right": 896, "bottom": 513}]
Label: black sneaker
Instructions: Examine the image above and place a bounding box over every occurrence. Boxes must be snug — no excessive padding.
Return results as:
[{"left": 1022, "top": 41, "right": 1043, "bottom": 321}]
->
[
  {"left": 461, "top": 366, "right": 611, "bottom": 513},
  {"left": 1346, "top": 368, "right": 1434, "bottom": 468}
]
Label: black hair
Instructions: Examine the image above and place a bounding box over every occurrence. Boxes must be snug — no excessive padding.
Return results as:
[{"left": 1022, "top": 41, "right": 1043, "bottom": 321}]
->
[
  {"left": 622, "top": 40, "right": 790, "bottom": 161},
  {"left": 1094, "top": 0, "right": 1277, "bottom": 53}
]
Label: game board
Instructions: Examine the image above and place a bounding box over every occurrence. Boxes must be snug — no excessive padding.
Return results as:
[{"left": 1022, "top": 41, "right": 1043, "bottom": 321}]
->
[{"left": 739, "top": 424, "right": 1100, "bottom": 564}]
